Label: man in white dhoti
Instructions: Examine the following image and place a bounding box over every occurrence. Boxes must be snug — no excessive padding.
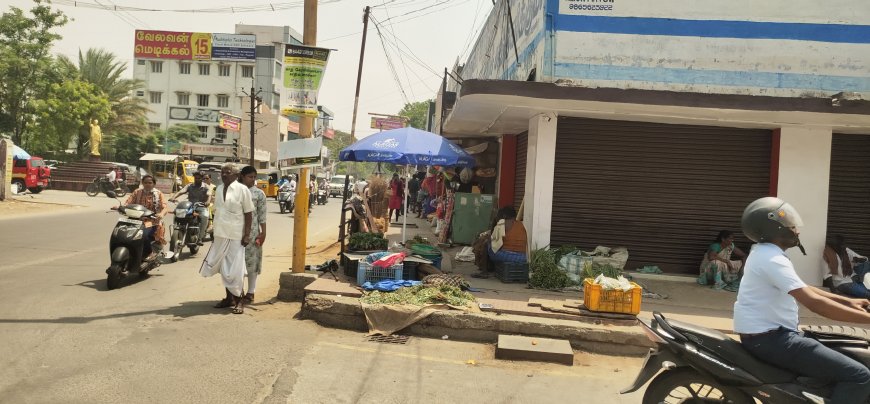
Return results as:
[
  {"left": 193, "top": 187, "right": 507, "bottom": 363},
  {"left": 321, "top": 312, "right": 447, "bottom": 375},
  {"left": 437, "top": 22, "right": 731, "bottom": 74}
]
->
[{"left": 199, "top": 163, "right": 254, "bottom": 314}]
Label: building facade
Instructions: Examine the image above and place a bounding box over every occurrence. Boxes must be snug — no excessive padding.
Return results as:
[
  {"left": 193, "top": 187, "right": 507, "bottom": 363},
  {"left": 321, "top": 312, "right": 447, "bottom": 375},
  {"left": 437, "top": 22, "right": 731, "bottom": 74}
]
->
[{"left": 437, "top": 0, "right": 870, "bottom": 283}]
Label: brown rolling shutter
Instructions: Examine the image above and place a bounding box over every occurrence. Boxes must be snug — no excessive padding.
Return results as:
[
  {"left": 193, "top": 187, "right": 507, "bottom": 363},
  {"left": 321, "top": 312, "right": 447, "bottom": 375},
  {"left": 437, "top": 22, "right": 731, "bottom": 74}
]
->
[
  {"left": 828, "top": 134, "right": 870, "bottom": 255},
  {"left": 550, "top": 118, "right": 771, "bottom": 274},
  {"left": 514, "top": 132, "right": 528, "bottom": 211}
]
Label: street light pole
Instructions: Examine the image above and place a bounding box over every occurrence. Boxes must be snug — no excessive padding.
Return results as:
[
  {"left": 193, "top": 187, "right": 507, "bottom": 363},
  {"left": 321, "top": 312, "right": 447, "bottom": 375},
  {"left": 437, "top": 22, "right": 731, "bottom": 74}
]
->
[{"left": 292, "top": 0, "right": 318, "bottom": 273}]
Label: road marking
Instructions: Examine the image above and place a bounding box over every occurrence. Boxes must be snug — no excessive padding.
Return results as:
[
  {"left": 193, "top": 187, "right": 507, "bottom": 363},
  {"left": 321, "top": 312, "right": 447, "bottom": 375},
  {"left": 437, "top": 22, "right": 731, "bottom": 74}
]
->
[
  {"left": 0, "top": 246, "right": 102, "bottom": 273},
  {"left": 316, "top": 341, "right": 591, "bottom": 379}
]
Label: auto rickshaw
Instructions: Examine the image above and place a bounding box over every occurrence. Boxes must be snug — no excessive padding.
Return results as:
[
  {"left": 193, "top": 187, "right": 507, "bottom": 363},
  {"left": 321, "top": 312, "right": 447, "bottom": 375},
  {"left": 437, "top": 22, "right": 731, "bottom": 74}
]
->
[
  {"left": 138, "top": 153, "right": 198, "bottom": 193},
  {"left": 257, "top": 169, "right": 280, "bottom": 199}
]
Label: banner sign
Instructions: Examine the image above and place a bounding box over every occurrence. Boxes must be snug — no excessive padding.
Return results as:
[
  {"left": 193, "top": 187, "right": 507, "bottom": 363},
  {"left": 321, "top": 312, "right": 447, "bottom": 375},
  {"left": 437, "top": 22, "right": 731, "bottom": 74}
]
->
[
  {"left": 278, "top": 137, "right": 323, "bottom": 167},
  {"left": 219, "top": 112, "right": 242, "bottom": 131},
  {"left": 370, "top": 117, "right": 406, "bottom": 130},
  {"left": 211, "top": 33, "right": 256, "bottom": 61},
  {"left": 134, "top": 30, "right": 211, "bottom": 60},
  {"left": 169, "top": 107, "right": 220, "bottom": 122},
  {"left": 280, "top": 44, "right": 331, "bottom": 118}
]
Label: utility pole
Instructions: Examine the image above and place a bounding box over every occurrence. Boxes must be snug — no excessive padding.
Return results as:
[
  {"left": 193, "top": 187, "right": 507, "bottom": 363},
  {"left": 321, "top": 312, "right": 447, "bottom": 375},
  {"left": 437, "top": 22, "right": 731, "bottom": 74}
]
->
[
  {"left": 242, "top": 85, "right": 262, "bottom": 165},
  {"left": 292, "top": 0, "right": 318, "bottom": 273},
  {"left": 349, "top": 6, "right": 371, "bottom": 141}
]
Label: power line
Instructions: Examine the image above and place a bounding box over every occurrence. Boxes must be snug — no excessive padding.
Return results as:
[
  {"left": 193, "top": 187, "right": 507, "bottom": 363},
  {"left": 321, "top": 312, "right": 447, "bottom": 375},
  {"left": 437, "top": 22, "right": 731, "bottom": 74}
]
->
[
  {"left": 377, "top": 1, "right": 416, "bottom": 100},
  {"left": 371, "top": 16, "right": 410, "bottom": 105},
  {"left": 320, "top": 0, "right": 471, "bottom": 43},
  {"left": 52, "top": 0, "right": 342, "bottom": 13}
]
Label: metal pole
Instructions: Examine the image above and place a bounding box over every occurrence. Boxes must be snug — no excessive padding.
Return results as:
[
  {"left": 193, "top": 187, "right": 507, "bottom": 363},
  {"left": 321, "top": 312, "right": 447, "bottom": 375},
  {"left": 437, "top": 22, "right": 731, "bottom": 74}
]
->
[
  {"left": 250, "top": 86, "right": 256, "bottom": 166},
  {"left": 349, "top": 6, "right": 371, "bottom": 141},
  {"left": 292, "top": 0, "right": 318, "bottom": 273}
]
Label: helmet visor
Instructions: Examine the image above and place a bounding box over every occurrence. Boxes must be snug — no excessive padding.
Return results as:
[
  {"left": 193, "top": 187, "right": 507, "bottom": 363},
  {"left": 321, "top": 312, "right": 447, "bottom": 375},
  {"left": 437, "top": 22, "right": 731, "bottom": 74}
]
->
[{"left": 768, "top": 201, "right": 804, "bottom": 228}]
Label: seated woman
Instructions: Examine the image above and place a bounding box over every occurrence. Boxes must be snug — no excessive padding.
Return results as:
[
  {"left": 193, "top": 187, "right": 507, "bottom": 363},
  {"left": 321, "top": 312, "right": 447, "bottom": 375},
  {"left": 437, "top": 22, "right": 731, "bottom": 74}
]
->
[
  {"left": 822, "top": 235, "right": 870, "bottom": 298},
  {"left": 488, "top": 207, "right": 528, "bottom": 264},
  {"left": 698, "top": 230, "right": 747, "bottom": 291}
]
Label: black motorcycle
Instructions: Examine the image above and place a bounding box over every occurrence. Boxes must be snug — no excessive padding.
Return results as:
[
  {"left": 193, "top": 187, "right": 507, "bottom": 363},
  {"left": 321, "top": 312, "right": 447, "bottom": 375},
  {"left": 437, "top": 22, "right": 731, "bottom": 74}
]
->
[
  {"left": 622, "top": 311, "right": 870, "bottom": 403},
  {"left": 316, "top": 188, "right": 328, "bottom": 205},
  {"left": 169, "top": 200, "right": 205, "bottom": 262},
  {"left": 106, "top": 192, "right": 162, "bottom": 290},
  {"left": 87, "top": 176, "right": 127, "bottom": 197}
]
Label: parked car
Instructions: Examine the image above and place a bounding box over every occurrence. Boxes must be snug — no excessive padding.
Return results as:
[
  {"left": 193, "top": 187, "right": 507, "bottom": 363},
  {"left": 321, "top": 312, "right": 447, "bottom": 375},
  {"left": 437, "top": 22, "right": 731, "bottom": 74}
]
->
[
  {"left": 12, "top": 156, "right": 51, "bottom": 194},
  {"left": 328, "top": 175, "right": 353, "bottom": 198}
]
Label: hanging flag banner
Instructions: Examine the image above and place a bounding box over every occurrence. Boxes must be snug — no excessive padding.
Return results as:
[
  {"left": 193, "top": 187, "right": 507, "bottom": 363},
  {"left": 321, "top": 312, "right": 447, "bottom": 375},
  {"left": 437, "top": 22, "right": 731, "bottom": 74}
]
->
[
  {"left": 218, "top": 112, "right": 242, "bottom": 131},
  {"left": 280, "top": 44, "right": 331, "bottom": 118}
]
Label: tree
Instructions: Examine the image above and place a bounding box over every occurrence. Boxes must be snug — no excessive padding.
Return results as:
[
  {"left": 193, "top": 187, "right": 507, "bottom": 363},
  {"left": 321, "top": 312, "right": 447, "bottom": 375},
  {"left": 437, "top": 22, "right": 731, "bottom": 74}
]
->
[
  {"left": 0, "top": 0, "right": 68, "bottom": 147},
  {"left": 59, "top": 48, "right": 150, "bottom": 139},
  {"left": 112, "top": 133, "right": 160, "bottom": 165},
  {"left": 397, "top": 100, "right": 432, "bottom": 130},
  {"left": 32, "top": 78, "right": 111, "bottom": 156},
  {"left": 325, "top": 129, "right": 376, "bottom": 178}
]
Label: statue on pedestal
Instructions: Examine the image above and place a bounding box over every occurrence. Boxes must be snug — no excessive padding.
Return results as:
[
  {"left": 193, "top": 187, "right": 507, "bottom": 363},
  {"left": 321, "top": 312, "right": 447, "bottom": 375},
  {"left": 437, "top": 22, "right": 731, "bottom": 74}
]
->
[{"left": 89, "top": 119, "right": 102, "bottom": 158}]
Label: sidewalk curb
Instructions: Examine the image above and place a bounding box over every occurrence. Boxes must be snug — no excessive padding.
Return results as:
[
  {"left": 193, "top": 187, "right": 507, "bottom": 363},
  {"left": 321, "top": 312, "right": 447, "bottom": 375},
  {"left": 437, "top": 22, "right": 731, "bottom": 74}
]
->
[{"left": 302, "top": 293, "right": 654, "bottom": 356}]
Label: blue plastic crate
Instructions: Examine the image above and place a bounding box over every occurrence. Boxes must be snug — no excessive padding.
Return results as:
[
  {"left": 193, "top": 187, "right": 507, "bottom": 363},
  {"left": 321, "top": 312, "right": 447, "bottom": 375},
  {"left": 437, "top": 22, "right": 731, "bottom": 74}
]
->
[
  {"left": 357, "top": 261, "right": 403, "bottom": 286},
  {"left": 494, "top": 261, "right": 529, "bottom": 283}
]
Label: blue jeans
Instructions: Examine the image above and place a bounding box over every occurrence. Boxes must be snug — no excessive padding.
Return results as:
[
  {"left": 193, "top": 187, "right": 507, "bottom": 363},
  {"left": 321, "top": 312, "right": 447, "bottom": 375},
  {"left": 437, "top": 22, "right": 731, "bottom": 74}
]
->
[
  {"left": 143, "top": 226, "right": 157, "bottom": 257},
  {"left": 741, "top": 327, "right": 870, "bottom": 404},
  {"left": 487, "top": 242, "right": 527, "bottom": 263}
]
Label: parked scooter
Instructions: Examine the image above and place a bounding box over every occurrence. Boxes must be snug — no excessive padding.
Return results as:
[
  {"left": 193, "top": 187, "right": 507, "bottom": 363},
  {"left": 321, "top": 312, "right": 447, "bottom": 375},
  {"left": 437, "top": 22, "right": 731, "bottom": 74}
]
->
[
  {"left": 168, "top": 200, "right": 206, "bottom": 262},
  {"left": 105, "top": 191, "right": 162, "bottom": 290},
  {"left": 622, "top": 311, "right": 870, "bottom": 403},
  {"left": 278, "top": 185, "right": 295, "bottom": 214}
]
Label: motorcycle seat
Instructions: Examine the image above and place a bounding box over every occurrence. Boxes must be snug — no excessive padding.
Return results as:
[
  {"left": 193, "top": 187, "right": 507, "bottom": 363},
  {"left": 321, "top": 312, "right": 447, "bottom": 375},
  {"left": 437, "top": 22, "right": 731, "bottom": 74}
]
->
[{"left": 668, "top": 319, "right": 795, "bottom": 384}]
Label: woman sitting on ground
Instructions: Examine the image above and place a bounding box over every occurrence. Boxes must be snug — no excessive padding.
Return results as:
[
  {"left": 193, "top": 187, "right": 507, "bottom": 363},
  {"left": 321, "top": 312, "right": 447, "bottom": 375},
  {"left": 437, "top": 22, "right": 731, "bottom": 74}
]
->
[
  {"left": 822, "top": 235, "right": 870, "bottom": 298},
  {"left": 698, "top": 230, "right": 747, "bottom": 291}
]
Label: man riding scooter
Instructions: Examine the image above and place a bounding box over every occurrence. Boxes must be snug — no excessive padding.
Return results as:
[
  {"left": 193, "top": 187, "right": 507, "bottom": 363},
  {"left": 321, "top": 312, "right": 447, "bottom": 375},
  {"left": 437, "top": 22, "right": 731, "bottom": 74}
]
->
[
  {"left": 735, "top": 197, "right": 870, "bottom": 403},
  {"left": 169, "top": 171, "right": 212, "bottom": 246}
]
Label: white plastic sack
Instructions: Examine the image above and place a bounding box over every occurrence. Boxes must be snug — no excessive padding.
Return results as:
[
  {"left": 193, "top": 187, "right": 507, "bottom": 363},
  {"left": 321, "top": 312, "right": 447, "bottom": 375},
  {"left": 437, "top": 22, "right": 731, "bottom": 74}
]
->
[
  {"left": 594, "top": 274, "right": 632, "bottom": 291},
  {"left": 455, "top": 247, "right": 475, "bottom": 262}
]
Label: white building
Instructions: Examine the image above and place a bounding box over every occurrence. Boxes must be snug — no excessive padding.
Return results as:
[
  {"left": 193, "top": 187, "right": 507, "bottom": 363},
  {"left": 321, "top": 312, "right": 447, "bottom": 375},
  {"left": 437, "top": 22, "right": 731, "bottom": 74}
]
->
[{"left": 133, "top": 26, "right": 302, "bottom": 166}]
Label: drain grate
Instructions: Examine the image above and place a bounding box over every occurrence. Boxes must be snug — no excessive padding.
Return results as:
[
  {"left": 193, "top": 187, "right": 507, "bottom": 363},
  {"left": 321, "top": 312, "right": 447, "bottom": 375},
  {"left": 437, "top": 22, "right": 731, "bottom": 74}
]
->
[{"left": 367, "top": 334, "right": 411, "bottom": 345}]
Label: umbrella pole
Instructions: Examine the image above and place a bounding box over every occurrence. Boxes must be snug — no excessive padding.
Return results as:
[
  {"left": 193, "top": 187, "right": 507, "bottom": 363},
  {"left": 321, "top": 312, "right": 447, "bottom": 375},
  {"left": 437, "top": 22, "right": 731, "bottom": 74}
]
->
[{"left": 402, "top": 166, "right": 408, "bottom": 243}]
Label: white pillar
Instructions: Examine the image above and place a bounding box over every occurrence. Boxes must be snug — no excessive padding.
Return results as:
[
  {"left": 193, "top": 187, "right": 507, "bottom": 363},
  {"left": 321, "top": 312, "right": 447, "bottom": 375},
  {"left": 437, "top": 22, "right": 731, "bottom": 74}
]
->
[
  {"left": 524, "top": 113, "right": 558, "bottom": 250},
  {"left": 776, "top": 126, "right": 832, "bottom": 285}
]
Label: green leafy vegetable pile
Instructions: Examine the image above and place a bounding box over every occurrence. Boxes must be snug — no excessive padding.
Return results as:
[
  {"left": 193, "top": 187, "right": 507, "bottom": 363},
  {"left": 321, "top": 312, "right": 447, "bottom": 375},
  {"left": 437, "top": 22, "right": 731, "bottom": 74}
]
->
[
  {"left": 348, "top": 232, "right": 388, "bottom": 251},
  {"left": 361, "top": 285, "right": 476, "bottom": 307},
  {"left": 582, "top": 261, "right": 622, "bottom": 280},
  {"left": 528, "top": 248, "right": 572, "bottom": 289}
]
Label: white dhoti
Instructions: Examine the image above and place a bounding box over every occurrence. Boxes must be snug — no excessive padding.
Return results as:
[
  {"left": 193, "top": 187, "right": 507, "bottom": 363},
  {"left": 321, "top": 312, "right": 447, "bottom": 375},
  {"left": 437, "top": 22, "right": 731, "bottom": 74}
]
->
[{"left": 199, "top": 237, "right": 246, "bottom": 297}]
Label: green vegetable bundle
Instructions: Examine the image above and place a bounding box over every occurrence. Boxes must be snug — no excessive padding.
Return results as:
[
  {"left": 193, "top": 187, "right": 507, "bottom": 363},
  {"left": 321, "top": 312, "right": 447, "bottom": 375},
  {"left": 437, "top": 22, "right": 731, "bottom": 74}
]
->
[
  {"left": 361, "top": 285, "right": 476, "bottom": 307},
  {"left": 528, "top": 248, "right": 572, "bottom": 289},
  {"left": 348, "top": 232, "right": 388, "bottom": 251}
]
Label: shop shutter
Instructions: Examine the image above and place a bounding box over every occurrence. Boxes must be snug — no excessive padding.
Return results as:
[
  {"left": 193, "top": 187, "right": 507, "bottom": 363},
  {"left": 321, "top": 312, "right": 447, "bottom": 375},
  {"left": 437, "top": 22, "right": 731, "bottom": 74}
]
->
[
  {"left": 550, "top": 118, "right": 771, "bottom": 274},
  {"left": 514, "top": 132, "right": 528, "bottom": 211},
  {"left": 827, "top": 134, "right": 870, "bottom": 255}
]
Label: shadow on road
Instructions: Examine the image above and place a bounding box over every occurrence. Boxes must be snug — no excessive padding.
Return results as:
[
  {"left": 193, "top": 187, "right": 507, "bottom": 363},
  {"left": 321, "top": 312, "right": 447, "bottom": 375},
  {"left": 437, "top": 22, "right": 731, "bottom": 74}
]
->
[
  {"left": 0, "top": 300, "right": 224, "bottom": 324},
  {"left": 64, "top": 273, "right": 165, "bottom": 292}
]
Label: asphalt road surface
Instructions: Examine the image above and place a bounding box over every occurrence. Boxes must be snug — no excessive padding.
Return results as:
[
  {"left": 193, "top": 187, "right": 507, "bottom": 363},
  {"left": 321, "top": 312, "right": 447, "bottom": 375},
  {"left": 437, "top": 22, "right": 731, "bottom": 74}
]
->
[{"left": 0, "top": 190, "right": 645, "bottom": 403}]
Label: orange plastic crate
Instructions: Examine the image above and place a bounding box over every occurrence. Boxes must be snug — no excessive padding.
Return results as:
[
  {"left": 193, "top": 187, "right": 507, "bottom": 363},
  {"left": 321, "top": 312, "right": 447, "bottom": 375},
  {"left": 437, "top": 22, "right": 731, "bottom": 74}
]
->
[{"left": 583, "top": 278, "right": 642, "bottom": 315}]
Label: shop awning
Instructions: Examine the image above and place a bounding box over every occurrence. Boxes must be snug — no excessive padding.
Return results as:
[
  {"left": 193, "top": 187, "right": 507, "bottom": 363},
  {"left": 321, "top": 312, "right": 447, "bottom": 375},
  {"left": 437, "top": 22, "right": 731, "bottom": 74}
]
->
[{"left": 139, "top": 153, "right": 181, "bottom": 162}]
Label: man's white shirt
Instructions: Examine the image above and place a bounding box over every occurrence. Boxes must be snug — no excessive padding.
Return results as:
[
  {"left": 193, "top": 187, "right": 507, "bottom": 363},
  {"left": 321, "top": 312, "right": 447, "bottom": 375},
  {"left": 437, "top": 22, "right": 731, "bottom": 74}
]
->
[{"left": 214, "top": 181, "right": 255, "bottom": 240}]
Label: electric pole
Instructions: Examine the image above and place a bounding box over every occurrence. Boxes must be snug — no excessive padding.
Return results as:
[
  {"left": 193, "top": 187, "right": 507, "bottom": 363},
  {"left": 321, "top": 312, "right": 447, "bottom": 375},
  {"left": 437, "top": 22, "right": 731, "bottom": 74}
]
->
[
  {"left": 349, "top": 6, "right": 371, "bottom": 141},
  {"left": 292, "top": 0, "right": 318, "bottom": 273},
  {"left": 242, "top": 85, "right": 262, "bottom": 166}
]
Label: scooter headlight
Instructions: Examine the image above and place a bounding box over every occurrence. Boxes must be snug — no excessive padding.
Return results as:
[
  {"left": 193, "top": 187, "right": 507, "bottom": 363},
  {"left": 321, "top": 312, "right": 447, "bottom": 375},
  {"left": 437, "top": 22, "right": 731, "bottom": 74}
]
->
[
  {"left": 134, "top": 229, "right": 143, "bottom": 239},
  {"left": 175, "top": 208, "right": 187, "bottom": 218}
]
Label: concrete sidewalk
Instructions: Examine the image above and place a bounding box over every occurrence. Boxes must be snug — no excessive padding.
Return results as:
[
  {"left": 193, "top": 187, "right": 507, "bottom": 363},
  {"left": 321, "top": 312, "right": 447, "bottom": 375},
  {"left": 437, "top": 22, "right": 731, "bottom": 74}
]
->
[{"left": 386, "top": 213, "right": 864, "bottom": 335}]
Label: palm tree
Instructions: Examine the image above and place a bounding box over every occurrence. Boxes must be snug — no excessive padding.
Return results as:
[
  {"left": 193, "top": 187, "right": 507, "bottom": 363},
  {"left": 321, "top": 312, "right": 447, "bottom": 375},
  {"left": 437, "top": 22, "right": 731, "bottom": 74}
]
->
[{"left": 59, "top": 48, "right": 150, "bottom": 144}]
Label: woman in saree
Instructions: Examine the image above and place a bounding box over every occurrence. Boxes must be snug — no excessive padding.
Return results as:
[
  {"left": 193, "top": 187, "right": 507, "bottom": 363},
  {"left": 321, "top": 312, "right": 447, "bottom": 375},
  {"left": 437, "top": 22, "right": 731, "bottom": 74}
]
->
[{"left": 698, "top": 230, "right": 747, "bottom": 291}]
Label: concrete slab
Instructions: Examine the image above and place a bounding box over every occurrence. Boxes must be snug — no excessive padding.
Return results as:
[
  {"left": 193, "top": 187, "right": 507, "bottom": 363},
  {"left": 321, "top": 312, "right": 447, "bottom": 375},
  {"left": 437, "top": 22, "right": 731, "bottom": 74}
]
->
[
  {"left": 304, "top": 278, "right": 363, "bottom": 298},
  {"left": 496, "top": 335, "right": 574, "bottom": 366}
]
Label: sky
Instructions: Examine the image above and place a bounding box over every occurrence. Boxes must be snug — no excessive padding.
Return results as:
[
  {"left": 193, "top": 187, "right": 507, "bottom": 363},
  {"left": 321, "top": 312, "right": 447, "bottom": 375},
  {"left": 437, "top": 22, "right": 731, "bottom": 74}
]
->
[{"left": 6, "top": 0, "right": 493, "bottom": 138}]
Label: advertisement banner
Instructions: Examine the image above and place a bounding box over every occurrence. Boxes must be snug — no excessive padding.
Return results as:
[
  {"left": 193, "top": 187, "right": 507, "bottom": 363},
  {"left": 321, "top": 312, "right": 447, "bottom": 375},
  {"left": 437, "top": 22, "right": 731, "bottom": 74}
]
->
[
  {"left": 370, "top": 117, "right": 406, "bottom": 130},
  {"left": 277, "top": 137, "right": 323, "bottom": 167},
  {"left": 134, "top": 30, "right": 211, "bottom": 60},
  {"left": 280, "top": 45, "right": 331, "bottom": 118},
  {"left": 169, "top": 107, "right": 220, "bottom": 122},
  {"left": 219, "top": 112, "right": 242, "bottom": 131},
  {"left": 211, "top": 33, "right": 256, "bottom": 61}
]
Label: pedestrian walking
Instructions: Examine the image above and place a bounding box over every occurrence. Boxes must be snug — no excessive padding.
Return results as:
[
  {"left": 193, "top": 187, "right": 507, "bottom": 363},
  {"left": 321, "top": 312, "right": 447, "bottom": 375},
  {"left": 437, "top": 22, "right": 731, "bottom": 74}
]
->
[
  {"left": 239, "top": 166, "right": 267, "bottom": 304},
  {"left": 199, "top": 163, "right": 254, "bottom": 314}
]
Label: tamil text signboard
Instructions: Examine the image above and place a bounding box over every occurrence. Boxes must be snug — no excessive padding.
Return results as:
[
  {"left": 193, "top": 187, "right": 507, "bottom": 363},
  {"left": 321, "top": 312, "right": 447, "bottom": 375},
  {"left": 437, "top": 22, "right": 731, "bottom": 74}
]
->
[
  {"left": 280, "top": 44, "right": 331, "bottom": 118},
  {"left": 219, "top": 112, "right": 242, "bottom": 131},
  {"left": 370, "top": 117, "right": 406, "bottom": 130},
  {"left": 134, "top": 30, "right": 255, "bottom": 61}
]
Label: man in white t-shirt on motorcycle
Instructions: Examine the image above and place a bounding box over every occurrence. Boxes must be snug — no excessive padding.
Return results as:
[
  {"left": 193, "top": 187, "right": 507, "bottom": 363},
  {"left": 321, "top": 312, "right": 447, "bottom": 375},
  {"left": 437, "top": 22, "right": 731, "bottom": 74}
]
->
[{"left": 734, "top": 197, "right": 870, "bottom": 404}]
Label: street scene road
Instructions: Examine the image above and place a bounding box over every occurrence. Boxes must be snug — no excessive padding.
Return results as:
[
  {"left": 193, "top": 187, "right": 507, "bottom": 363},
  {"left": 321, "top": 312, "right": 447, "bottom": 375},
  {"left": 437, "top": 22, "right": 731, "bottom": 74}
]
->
[{"left": 0, "top": 191, "right": 645, "bottom": 403}]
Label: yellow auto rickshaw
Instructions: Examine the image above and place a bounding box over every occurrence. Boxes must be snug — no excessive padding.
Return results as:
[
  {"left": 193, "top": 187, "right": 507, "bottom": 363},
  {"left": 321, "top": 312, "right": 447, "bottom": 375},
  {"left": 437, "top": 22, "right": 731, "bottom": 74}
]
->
[
  {"left": 257, "top": 169, "right": 280, "bottom": 199},
  {"left": 139, "top": 153, "right": 198, "bottom": 193}
]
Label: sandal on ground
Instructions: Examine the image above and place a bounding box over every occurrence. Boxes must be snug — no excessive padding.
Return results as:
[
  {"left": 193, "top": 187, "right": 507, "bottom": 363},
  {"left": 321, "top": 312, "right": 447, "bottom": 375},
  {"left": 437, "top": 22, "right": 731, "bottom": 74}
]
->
[
  {"left": 214, "top": 298, "right": 233, "bottom": 309},
  {"left": 232, "top": 299, "right": 244, "bottom": 314},
  {"left": 243, "top": 293, "right": 254, "bottom": 303}
]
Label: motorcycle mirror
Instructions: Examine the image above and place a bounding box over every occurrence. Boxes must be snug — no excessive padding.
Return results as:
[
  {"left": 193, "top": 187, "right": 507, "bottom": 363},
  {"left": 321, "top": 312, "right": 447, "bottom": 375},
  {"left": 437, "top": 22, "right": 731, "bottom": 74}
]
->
[{"left": 106, "top": 191, "right": 117, "bottom": 198}]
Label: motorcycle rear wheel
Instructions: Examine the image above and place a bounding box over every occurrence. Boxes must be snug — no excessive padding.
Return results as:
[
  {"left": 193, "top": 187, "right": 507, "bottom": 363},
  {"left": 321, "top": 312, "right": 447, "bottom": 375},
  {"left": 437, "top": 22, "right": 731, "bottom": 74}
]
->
[
  {"left": 107, "top": 264, "right": 122, "bottom": 290},
  {"left": 86, "top": 183, "right": 99, "bottom": 197},
  {"left": 116, "top": 184, "right": 128, "bottom": 197},
  {"left": 643, "top": 369, "right": 752, "bottom": 404}
]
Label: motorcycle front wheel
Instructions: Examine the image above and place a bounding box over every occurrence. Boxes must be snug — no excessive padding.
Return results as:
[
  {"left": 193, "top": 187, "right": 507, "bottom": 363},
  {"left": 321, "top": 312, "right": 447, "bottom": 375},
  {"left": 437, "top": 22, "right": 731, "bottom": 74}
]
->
[
  {"left": 279, "top": 201, "right": 286, "bottom": 214},
  {"left": 107, "top": 264, "right": 122, "bottom": 290},
  {"left": 86, "top": 182, "right": 99, "bottom": 197},
  {"left": 170, "top": 228, "right": 184, "bottom": 262},
  {"left": 643, "top": 369, "right": 752, "bottom": 404}
]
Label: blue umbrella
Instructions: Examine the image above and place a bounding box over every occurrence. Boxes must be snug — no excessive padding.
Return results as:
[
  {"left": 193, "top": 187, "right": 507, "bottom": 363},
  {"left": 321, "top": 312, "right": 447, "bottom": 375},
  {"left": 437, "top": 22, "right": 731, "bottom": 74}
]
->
[
  {"left": 12, "top": 145, "right": 30, "bottom": 159},
  {"left": 339, "top": 127, "right": 475, "bottom": 167}
]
